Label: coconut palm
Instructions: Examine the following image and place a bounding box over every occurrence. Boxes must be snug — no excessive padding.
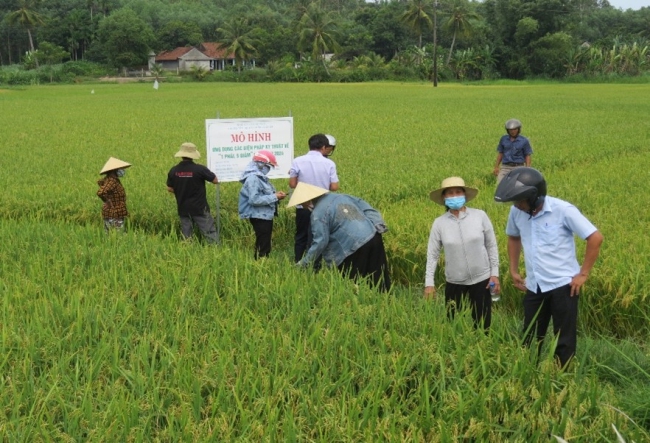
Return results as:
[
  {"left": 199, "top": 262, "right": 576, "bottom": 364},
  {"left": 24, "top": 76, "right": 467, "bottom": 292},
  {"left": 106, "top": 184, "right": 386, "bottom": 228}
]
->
[
  {"left": 400, "top": 0, "right": 433, "bottom": 50},
  {"left": 6, "top": 0, "right": 45, "bottom": 60},
  {"left": 443, "top": 0, "right": 479, "bottom": 66},
  {"left": 217, "top": 18, "right": 257, "bottom": 73},
  {"left": 297, "top": 2, "right": 339, "bottom": 64}
]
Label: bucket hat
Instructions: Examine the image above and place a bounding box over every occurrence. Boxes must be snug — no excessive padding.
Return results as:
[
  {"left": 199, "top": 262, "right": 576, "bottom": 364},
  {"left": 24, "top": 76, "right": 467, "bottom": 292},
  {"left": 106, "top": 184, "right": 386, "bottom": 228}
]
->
[
  {"left": 100, "top": 157, "right": 132, "bottom": 174},
  {"left": 429, "top": 177, "right": 479, "bottom": 206},
  {"left": 287, "top": 182, "right": 329, "bottom": 208},
  {"left": 174, "top": 142, "right": 201, "bottom": 159}
]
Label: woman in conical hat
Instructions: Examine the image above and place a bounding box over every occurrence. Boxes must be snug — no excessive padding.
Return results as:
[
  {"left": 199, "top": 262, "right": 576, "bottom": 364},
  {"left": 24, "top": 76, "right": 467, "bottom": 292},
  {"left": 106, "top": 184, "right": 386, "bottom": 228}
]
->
[
  {"left": 97, "top": 157, "right": 131, "bottom": 232},
  {"left": 288, "top": 182, "right": 391, "bottom": 292}
]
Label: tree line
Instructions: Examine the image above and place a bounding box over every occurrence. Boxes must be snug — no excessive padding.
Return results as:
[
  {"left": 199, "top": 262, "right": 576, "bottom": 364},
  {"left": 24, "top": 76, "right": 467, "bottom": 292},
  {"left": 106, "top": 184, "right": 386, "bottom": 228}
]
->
[{"left": 1, "top": 0, "right": 649, "bottom": 81}]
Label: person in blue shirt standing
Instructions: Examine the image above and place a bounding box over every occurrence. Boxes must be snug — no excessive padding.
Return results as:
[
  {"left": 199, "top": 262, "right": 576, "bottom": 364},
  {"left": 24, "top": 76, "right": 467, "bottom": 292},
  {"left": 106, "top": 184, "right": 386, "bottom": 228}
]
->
[
  {"left": 495, "top": 168, "right": 603, "bottom": 368},
  {"left": 288, "top": 182, "right": 391, "bottom": 292},
  {"left": 238, "top": 150, "right": 287, "bottom": 259},
  {"left": 493, "top": 119, "right": 533, "bottom": 184},
  {"left": 289, "top": 133, "right": 340, "bottom": 264}
]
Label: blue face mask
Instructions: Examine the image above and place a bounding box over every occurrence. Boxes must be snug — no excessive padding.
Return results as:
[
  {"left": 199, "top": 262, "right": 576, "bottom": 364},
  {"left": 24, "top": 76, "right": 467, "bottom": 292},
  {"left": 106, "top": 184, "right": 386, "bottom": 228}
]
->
[
  {"left": 445, "top": 196, "right": 465, "bottom": 210},
  {"left": 116, "top": 169, "right": 126, "bottom": 177},
  {"left": 258, "top": 164, "right": 271, "bottom": 175}
]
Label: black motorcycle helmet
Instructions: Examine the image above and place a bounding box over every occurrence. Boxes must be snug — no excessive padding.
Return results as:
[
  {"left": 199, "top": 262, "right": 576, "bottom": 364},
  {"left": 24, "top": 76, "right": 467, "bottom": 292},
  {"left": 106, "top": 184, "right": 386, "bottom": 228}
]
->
[{"left": 494, "top": 167, "right": 546, "bottom": 216}]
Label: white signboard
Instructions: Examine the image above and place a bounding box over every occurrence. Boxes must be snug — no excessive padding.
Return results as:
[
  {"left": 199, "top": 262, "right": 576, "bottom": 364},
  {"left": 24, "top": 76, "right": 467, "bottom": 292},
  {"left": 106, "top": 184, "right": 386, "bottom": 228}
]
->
[{"left": 205, "top": 117, "right": 294, "bottom": 183}]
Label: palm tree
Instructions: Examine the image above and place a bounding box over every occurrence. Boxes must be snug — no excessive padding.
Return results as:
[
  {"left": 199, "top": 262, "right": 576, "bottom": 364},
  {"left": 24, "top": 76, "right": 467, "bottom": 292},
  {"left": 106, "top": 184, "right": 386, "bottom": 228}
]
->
[
  {"left": 217, "top": 18, "right": 257, "bottom": 73},
  {"left": 443, "top": 0, "right": 479, "bottom": 66},
  {"left": 297, "top": 3, "right": 339, "bottom": 64},
  {"left": 400, "top": 0, "right": 432, "bottom": 50},
  {"left": 6, "top": 0, "right": 45, "bottom": 61}
]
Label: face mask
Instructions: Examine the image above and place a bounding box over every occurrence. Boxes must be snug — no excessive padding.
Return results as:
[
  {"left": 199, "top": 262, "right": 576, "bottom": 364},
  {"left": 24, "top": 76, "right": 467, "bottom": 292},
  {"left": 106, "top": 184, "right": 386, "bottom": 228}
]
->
[
  {"left": 258, "top": 164, "right": 271, "bottom": 175},
  {"left": 445, "top": 196, "right": 465, "bottom": 210},
  {"left": 116, "top": 169, "right": 126, "bottom": 177}
]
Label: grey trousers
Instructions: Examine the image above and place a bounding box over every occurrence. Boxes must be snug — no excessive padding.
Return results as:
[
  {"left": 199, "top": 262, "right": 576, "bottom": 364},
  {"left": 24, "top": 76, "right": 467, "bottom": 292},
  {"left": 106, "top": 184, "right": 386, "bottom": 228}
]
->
[{"left": 179, "top": 210, "right": 217, "bottom": 244}]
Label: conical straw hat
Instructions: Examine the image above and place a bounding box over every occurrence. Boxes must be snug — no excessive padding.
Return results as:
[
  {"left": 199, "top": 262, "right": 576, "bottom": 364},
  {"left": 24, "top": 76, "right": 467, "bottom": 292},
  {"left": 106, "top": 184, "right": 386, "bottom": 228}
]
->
[
  {"left": 100, "top": 157, "right": 132, "bottom": 174},
  {"left": 287, "top": 182, "right": 329, "bottom": 208}
]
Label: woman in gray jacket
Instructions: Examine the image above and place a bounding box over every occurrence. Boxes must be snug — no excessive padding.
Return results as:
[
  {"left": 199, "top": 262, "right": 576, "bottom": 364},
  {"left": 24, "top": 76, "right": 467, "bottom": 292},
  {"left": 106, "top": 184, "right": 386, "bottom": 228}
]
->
[{"left": 424, "top": 177, "right": 500, "bottom": 330}]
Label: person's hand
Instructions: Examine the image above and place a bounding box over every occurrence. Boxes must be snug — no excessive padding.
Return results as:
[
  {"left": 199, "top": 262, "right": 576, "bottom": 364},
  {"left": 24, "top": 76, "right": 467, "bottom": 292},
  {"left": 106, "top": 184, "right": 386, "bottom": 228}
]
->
[
  {"left": 486, "top": 276, "right": 500, "bottom": 294},
  {"left": 493, "top": 167, "right": 499, "bottom": 176},
  {"left": 276, "top": 191, "right": 287, "bottom": 200},
  {"left": 423, "top": 286, "right": 436, "bottom": 300},
  {"left": 511, "top": 272, "right": 527, "bottom": 292},
  {"left": 570, "top": 273, "right": 588, "bottom": 297}
]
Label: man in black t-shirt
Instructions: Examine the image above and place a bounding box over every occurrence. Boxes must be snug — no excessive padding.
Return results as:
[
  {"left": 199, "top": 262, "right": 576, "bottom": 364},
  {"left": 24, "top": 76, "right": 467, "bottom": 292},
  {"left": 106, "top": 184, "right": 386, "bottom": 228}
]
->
[{"left": 166, "top": 142, "right": 219, "bottom": 243}]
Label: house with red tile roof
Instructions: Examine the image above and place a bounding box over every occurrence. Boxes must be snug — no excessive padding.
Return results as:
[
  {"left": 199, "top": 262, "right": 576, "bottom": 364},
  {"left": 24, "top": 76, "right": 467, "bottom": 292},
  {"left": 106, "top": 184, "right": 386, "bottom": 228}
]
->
[{"left": 150, "top": 43, "right": 253, "bottom": 72}]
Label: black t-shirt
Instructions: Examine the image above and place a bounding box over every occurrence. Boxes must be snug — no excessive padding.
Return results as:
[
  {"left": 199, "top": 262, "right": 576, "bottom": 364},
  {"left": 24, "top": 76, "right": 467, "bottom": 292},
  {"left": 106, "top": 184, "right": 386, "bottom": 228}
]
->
[{"left": 167, "top": 160, "right": 216, "bottom": 216}]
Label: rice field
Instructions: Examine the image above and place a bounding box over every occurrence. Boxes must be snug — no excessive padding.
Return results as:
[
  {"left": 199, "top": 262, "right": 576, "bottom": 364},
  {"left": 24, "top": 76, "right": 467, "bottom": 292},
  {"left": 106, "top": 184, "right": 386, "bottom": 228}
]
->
[{"left": 1, "top": 81, "right": 649, "bottom": 441}]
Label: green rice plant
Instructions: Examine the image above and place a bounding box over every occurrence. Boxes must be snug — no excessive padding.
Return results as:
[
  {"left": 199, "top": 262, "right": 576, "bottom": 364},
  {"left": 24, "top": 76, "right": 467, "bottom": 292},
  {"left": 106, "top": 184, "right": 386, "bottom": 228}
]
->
[{"left": 1, "top": 82, "right": 650, "bottom": 440}]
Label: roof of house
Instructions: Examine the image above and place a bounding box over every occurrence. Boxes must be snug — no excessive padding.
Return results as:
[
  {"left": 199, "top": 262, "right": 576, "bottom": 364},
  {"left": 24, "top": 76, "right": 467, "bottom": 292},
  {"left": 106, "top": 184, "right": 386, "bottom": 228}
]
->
[
  {"left": 155, "top": 43, "right": 237, "bottom": 62},
  {"left": 155, "top": 46, "right": 193, "bottom": 61},
  {"left": 200, "top": 42, "right": 235, "bottom": 60},
  {"left": 179, "top": 47, "right": 213, "bottom": 61}
]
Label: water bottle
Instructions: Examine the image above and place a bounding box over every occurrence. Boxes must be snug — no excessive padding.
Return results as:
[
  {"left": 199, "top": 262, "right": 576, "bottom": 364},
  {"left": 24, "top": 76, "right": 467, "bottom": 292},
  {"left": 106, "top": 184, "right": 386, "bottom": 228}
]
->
[{"left": 489, "top": 282, "right": 500, "bottom": 302}]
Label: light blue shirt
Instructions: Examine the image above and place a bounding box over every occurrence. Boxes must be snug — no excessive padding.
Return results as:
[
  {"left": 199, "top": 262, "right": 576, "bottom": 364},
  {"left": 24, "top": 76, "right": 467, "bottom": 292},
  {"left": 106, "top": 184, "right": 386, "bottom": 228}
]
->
[
  {"left": 505, "top": 196, "right": 597, "bottom": 292},
  {"left": 289, "top": 151, "right": 339, "bottom": 189}
]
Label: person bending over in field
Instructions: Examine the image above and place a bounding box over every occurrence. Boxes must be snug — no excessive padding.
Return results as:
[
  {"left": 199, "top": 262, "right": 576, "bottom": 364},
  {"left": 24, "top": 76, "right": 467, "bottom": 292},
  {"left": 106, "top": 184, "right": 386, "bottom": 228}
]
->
[
  {"left": 495, "top": 167, "right": 603, "bottom": 369},
  {"left": 166, "top": 142, "right": 219, "bottom": 244},
  {"left": 424, "top": 177, "right": 500, "bottom": 332},
  {"left": 238, "top": 150, "right": 287, "bottom": 259},
  {"left": 97, "top": 157, "right": 131, "bottom": 232},
  {"left": 288, "top": 182, "right": 391, "bottom": 292},
  {"left": 289, "top": 133, "right": 340, "bottom": 265}
]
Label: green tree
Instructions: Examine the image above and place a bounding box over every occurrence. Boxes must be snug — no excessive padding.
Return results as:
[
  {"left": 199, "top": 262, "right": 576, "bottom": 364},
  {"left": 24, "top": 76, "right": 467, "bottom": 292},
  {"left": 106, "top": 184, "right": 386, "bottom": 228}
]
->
[
  {"left": 157, "top": 20, "right": 203, "bottom": 51},
  {"left": 216, "top": 18, "right": 257, "bottom": 73},
  {"left": 400, "top": 0, "right": 432, "bottom": 50},
  {"left": 6, "top": 0, "right": 45, "bottom": 58},
  {"left": 443, "top": 0, "right": 479, "bottom": 65},
  {"left": 297, "top": 2, "right": 340, "bottom": 63},
  {"left": 35, "top": 41, "right": 68, "bottom": 81},
  {"left": 94, "top": 8, "right": 155, "bottom": 69}
]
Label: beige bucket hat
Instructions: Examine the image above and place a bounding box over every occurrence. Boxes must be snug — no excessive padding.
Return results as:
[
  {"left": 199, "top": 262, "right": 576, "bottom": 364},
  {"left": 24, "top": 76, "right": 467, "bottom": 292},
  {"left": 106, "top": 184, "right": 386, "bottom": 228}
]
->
[
  {"left": 287, "top": 182, "right": 330, "bottom": 208},
  {"left": 429, "top": 177, "right": 479, "bottom": 205},
  {"left": 174, "top": 142, "right": 201, "bottom": 159},
  {"left": 100, "top": 157, "right": 132, "bottom": 174}
]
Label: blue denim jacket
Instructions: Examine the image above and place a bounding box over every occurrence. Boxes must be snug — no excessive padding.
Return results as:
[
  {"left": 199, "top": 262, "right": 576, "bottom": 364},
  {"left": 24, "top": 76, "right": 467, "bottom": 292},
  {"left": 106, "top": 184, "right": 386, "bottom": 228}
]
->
[
  {"left": 238, "top": 162, "right": 278, "bottom": 221},
  {"left": 299, "top": 193, "right": 388, "bottom": 267}
]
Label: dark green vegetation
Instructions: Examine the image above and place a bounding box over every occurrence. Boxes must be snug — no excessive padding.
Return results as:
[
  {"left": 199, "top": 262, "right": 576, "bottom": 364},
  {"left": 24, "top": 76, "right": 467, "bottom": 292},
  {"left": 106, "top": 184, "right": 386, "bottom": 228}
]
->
[
  {"left": 1, "top": 0, "right": 649, "bottom": 83},
  {"left": 0, "top": 83, "right": 649, "bottom": 440}
]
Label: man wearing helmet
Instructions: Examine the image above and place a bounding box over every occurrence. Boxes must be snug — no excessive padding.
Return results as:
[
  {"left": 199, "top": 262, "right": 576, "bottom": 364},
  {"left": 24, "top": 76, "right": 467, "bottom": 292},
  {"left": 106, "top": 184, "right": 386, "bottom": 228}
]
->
[
  {"left": 493, "top": 119, "right": 533, "bottom": 184},
  {"left": 494, "top": 168, "right": 603, "bottom": 368}
]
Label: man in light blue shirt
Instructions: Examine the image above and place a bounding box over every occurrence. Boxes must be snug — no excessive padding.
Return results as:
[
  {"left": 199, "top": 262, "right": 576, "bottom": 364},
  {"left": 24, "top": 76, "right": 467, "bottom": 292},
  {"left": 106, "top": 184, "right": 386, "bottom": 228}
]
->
[{"left": 495, "top": 168, "right": 603, "bottom": 368}]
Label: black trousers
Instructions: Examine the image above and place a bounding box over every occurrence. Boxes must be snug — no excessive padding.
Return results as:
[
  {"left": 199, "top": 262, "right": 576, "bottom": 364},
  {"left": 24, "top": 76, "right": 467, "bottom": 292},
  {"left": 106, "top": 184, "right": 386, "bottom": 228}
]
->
[
  {"left": 249, "top": 218, "right": 273, "bottom": 259},
  {"left": 523, "top": 284, "right": 578, "bottom": 368},
  {"left": 337, "top": 233, "right": 391, "bottom": 292},
  {"left": 294, "top": 207, "right": 312, "bottom": 261},
  {"left": 445, "top": 278, "right": 492, "bottom": 331},
  {"left": 294, "top": 207, "right": 321, "bottom": 270}
]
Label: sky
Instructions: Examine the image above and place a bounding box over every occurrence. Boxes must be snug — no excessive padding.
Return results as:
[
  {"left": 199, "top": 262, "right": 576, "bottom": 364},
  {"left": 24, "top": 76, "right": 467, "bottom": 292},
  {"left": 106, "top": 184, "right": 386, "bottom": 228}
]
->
[{"left": 608, "top": 0, "right": 650, "bottom": 9}]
